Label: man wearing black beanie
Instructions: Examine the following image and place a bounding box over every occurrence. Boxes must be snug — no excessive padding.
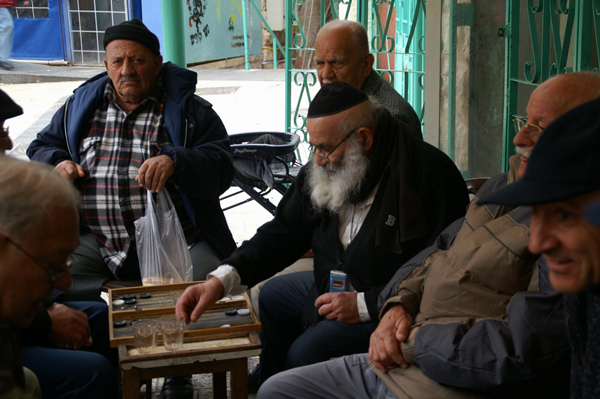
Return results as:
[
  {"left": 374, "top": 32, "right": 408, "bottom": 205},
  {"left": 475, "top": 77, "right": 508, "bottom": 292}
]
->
[{"left": 27, "top": 18, "right": 236, "bottom": 399}]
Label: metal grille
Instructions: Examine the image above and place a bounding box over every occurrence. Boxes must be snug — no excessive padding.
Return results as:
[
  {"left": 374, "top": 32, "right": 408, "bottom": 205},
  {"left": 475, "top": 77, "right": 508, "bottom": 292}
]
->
[
  {"left": 502, "top": 0, "right": 599, "bottom": 171},
  {"left": 283, "top": 0, "right": 426, "bottom": 163},
  {"left": 15, "top": 0, "right": 49, "bottom": 19},
  {"left": 68, "top": 0, "right": 129, "bottom": 66}
]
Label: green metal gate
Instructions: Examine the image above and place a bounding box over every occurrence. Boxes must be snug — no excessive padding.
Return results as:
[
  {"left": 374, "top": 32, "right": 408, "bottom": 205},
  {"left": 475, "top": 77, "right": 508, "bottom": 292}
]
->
[
  {"left": 278, "top": 0, "right": 599, "bottom": 175},
  {"left": 282, "top": 0, "right": 426, "bottom": 162},
  {"left": 502, "top": 0, "right": 599, "bottom": 171}
]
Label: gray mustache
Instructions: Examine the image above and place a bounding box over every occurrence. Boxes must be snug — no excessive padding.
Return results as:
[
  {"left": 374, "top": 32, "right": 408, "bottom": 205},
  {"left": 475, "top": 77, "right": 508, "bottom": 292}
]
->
[{"left": 119, "top": 76, "right": 141, "bottom": 84}]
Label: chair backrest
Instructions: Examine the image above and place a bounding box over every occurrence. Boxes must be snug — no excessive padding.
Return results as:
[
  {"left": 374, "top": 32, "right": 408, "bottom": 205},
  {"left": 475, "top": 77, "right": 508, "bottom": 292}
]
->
[
  {"left": 230, "top": 132, "right": 300, "bottom": 190},
  {"left": 230, "top": 132, "right": 300, "bottom": 160},
  {"left": 465, "top": 177, "right": 489, "bottom": 196}
]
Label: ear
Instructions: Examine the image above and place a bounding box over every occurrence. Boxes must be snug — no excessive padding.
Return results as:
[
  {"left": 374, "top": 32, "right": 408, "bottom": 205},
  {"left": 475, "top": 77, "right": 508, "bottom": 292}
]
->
[
  {"left": 103, "top": 58, "right": 109, "bottom": 71},
  {"left": 363, "top": 53, "right": 375, "bottom": 76},
  {"left": 154, "top": 55, "right": 164, "bottom": 75},
  {"left": 357, "top": 127, "right": 374, "bottom": 152}
]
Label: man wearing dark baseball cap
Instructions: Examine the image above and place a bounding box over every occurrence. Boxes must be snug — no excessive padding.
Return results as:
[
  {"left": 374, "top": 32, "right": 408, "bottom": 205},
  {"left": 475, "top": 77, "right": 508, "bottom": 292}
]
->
[
  {"left": 480, "top": 96, "right": 600, "bottom": 399},
  {"left": 27, "top": 18, "right": 236, "bottom": 399}
]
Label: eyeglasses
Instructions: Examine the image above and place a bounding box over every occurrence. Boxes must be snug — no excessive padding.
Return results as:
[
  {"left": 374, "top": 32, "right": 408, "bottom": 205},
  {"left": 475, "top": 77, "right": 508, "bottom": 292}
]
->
[
  {"left": 513, "top": 117, "right": 544, "bottom": 141},
  {"left": 309, "top": 127, "right": 359, "bottom": 163},
  {"left": 5, "top": 237, "right": 73, "bottom": 282}
]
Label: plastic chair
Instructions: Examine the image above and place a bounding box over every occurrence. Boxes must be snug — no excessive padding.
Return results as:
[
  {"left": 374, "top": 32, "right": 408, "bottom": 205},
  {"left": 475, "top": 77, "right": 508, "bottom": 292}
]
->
[{"left": 221, "top": 132, "right": 301, "bottom": 215}]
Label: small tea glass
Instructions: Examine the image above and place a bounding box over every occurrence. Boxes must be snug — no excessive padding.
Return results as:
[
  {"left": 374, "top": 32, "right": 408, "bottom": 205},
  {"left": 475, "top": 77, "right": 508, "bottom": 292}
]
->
[
  {"left": 131, "top": 319, "right": 159, "bottom": 354},
  {"left": 159, "top": 315, "right": 185, "bottom": 351}
]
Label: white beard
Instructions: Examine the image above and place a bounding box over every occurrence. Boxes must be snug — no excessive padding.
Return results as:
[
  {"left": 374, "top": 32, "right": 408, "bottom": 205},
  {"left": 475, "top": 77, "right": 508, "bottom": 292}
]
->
[{"left": 306, "top": 138, "right": 370, "bottom": 214}]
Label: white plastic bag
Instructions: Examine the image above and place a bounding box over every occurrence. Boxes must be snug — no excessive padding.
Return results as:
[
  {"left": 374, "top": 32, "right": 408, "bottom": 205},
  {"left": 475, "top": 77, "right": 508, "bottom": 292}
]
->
[{"left": 134, "top": 189, "right": 193, "bottom": 285}]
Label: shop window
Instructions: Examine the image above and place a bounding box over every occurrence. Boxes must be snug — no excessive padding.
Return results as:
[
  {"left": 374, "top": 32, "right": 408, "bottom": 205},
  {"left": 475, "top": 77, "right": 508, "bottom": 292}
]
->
[{"left": 15, "top": 0, "right": 49, "bottom": 19}]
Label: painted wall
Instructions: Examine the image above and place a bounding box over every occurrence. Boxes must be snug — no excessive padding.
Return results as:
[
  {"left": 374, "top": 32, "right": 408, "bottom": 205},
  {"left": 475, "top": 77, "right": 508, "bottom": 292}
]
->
[{"left": 143, "top": 0, "right": 262, "bottom": 64}]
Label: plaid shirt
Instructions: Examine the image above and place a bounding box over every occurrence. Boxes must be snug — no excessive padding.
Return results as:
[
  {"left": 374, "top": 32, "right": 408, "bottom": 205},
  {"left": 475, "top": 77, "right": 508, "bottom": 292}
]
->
[{"left": 79, "top": 79, "right": 198, "bottom": 274}]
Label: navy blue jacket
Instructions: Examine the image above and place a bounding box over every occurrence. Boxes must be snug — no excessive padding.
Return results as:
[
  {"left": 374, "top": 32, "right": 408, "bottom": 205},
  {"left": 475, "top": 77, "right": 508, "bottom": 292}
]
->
[{"left": 27, "top": 62, "right": 236, "bottom": 261}]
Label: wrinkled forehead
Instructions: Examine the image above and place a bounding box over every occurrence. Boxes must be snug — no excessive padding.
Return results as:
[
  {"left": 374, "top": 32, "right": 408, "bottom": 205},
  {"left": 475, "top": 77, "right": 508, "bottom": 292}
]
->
[
  {"left": 105, "top": 39, "right": 155, "bottom": 58},
  {"left": 315, "top": 31, "right": 355, "bottom": 57}
]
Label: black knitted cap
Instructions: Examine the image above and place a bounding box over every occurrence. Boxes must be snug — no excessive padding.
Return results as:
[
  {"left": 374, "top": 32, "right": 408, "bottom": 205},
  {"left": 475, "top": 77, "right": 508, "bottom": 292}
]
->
[
  {"left": 0, "top": 90, "right": 23, "bottom": 120},
  {"left": 103, "top": 18, "right": 160, "bottom": 55},
  {"left": 308, "top": 81, "right": 368, "bottom": 118}
]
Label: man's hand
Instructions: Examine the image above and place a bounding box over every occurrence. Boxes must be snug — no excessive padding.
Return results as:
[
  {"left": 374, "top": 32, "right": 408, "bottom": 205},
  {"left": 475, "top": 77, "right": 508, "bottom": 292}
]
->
[
  {"left": 136, "top": 155, "right": 175, "bottom": 193},
  {"left": 315, "top": 292, "right": 361, "bottom": 324},
  {"left": 55, "top": 160, "right": 86, "bottom": 181},
  {"left": 47, "top": 304, "right": 92, "bottom": 350},
  {"left": 368, "top": 304, "right": 413, "bottom": 372},
  {"left": 176, "top": 277, "right": 225, "bottom": 324}
]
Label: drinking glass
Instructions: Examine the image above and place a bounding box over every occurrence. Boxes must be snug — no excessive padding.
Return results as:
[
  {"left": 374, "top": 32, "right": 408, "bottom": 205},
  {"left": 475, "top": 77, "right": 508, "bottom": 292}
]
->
[
  {"left": 131, "top": 319, "right": 159, "bottom": 354},
  {"left": 159, "top": 315, "right": 185, "bottom": 351}
]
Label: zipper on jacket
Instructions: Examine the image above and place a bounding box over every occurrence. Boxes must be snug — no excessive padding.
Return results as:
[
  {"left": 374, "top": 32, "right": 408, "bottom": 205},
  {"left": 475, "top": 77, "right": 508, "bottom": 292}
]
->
[
  {"left": 184, "top": 118, "right": 189, "bottom": 147},
  {"left": 63, "top": 97, "right": 73, "bottom": 159}
]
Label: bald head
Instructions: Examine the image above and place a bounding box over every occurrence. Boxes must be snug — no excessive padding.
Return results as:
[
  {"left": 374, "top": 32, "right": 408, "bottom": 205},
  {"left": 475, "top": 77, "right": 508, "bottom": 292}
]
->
[
  {"left": 314, "top": 20, "right": 374, "bottom": 88},
  {"left": 514, "top": 72, "right": 600, "bottom": 179},
  {"left": 316, "top": 20, "right": 370, "bottom": 58},
  {"left": 537, "top": 72, "right": 600, "bottom": 115}
]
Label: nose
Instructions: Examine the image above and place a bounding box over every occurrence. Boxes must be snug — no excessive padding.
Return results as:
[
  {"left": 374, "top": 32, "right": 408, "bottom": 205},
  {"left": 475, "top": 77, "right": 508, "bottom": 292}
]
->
[
  {"left": 121, "top": 57, "right": 135, "bottom": 76},
  {"left": 528, "top": 211, "right": 559, "bottom": 255},
  {"left": 513, "top": 125, "right": 535, "bottom": 148},
  {"left": 314, "top": 153, "right": 329, "bottom": 168},
  {"left": 321, "top": 63, "right": 336, "bottom": 82}
]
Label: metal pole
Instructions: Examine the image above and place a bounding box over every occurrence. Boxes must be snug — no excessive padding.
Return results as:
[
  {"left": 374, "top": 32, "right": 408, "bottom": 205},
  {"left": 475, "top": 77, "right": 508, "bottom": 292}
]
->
[
  {"left": 285, "top": 0, "right": 292, "bottom": 132},
  {"left": 242, "top": 0, "right": 251, "bottom": 70},
  {"left": 161, "top": 0, "right": 186, "bottom": 67}
]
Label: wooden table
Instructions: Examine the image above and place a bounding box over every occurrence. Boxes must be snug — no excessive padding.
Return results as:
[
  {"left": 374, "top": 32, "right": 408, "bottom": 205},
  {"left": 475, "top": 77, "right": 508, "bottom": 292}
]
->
[
  {"left": 119, "top": 330, "right": 261, "bottom": 399},
  {"left": 108, "top": 284, "right": 262, "bottom": 399}
]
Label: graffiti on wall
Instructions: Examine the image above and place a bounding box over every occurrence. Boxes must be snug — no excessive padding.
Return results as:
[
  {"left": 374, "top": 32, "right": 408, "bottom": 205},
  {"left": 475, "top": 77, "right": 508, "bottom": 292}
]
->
[
  {"left": 184, "top": 0, "right": 259, "bottom": 61},
  {"left": 188, "top": 0, "right": 209, "bottom": 45}
]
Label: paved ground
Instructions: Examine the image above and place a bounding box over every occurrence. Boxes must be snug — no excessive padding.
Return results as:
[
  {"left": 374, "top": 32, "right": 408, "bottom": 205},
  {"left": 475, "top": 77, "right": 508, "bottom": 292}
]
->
[{"left": 0, "top": 60, "right": 297, "bottom": 398}]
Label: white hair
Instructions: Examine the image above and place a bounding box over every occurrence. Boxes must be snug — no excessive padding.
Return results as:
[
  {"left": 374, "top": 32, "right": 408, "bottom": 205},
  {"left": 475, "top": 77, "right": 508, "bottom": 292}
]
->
[{"left": 306, "top": 134, "right": 370, "bottom": 213}]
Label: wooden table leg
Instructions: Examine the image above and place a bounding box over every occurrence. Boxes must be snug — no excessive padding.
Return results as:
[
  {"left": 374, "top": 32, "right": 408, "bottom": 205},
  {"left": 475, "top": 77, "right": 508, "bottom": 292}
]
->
[
  {"left": 213, "top": 372, "right": 227, "bottom": 399},
  {"left": 122, "top": 369, "right": 141, "bottom": 399},
  {"left": 229, "top": 358, "right": 249, "bottom": 399},
  {"left": 144, "top": 379, "right": 152, "bottom": 399}
]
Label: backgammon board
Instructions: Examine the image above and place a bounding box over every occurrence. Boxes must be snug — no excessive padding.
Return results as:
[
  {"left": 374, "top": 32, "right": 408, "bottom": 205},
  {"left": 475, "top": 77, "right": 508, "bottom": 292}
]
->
[{"left": 108, "top": 282, "right": 261, "bottom": 347}]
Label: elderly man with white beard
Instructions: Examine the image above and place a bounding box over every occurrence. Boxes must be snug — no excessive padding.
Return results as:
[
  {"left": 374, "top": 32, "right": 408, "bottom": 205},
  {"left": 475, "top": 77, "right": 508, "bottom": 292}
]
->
[{"left": 176, "top": 81, "right": 469, "bottom": 389}]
